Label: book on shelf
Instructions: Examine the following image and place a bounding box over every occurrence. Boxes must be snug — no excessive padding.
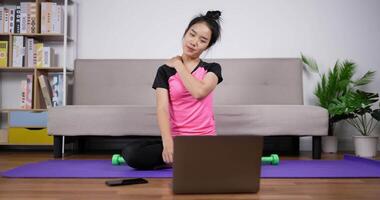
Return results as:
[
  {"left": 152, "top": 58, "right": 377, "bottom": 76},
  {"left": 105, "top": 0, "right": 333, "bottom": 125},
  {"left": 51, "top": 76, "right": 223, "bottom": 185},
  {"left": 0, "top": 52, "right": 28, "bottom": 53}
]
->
[
  {"left": 19, "top": 73, "right": 63, "bottom": 109},
  {"left": 20, "top": 3, "right": 27, "bottom": 33},
  {"left": 15, "top": 6, "right": 21, "bottom": 33},
  {"left": 43, "top": 47, "right": 55, "bottom": 67},
  {"left": 41, "top": 2, "right": 64, "bottom": 34},
  {"left": 0, "top": 7, "right": 16, "bottom": 33},
  {"left": 0, "top": 2, "right": 37, "bottom": 34},
  {"left": 26, "top": 74, "right": 33, "bottom": 109},
  {"left": 11, "top": 36, "right": 56, "bottom": 68},
  {"left": 20, "top": 2, "right": 37, "bottom": 34},
  {"left": 3, "top": 7, "right": 9, "bottom": 33},
  {"left": 49, "top": 73, "right": 63, "bottom": 107},
  {"left": 12, "top": 35, "right": 24, "bottom": 67},
  {"left": 0, "top": 41, "right": 8, "bottom": 67},
  {"left": 38, "top": 74, "right": 53, "bottom": 109},
  {"left": 20, "top": 74, "right": 33, "bottom": 109},
  {"left": 20, "top": 79, "right": 26, "bottom": 108},
  {"left": 0, "top": 7, "right": 3, "bottom": 33},
  {"left": 26, "top": 37, "right": 35, "bottom": 67},
  {"left": 35, "top": 43, "right": 44, "bottom": 68},
  {"left": 9, "top": 8, "right": 15, "bottom": 33}
]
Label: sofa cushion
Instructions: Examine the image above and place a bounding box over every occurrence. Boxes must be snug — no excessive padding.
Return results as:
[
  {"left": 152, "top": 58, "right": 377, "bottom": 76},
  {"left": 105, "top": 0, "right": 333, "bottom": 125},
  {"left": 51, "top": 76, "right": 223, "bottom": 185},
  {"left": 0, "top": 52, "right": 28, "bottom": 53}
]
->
[
  {"left": 48, "top": 105, "right": 327, "bottom": 136},
  {"left": 215, "top": 105, "right": 327, "bottom": 136},
  {"left": 73, "top": 58, "right": 303, "bottom": 105},
  {"left": 48, "top": 105, "right": 159, "bottom": 136}
]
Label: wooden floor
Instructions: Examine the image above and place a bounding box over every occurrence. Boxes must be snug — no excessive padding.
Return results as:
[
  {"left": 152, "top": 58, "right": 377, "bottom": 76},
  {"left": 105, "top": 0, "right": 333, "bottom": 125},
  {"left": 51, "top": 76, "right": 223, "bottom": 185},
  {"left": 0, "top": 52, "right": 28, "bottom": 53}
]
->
[{"left": 0, "top": 151, "right": 380, "bottom": 200}]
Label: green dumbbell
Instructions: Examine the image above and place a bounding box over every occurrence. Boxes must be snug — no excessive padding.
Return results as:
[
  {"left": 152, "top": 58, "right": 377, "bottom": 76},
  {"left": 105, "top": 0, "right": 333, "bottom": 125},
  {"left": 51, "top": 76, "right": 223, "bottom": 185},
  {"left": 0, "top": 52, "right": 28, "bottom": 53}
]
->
[
  {"left": 262, "top": 154, "right": 280, "bottom": 165},
  {"left": 112, "top": 154, "right": 126, "bottom": 165}
]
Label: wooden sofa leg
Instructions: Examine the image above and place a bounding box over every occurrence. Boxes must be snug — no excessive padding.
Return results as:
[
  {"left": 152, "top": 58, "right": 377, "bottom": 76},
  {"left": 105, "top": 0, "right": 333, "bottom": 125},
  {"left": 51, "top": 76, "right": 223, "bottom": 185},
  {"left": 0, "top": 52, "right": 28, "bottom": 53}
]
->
[
  {"left": 312, "top": 136, "right": 322, "bottom": 159},
  {"left": 53, "top": 136, "right": 63, "bottom": 158}
]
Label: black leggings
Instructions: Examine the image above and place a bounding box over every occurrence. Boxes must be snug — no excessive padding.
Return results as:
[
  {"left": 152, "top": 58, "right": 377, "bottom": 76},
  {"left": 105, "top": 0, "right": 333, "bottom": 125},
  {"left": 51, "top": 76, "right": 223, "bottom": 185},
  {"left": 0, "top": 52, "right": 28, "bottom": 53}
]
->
[{"left": 121, "top": 136, "right": 167, "bottom": 170}]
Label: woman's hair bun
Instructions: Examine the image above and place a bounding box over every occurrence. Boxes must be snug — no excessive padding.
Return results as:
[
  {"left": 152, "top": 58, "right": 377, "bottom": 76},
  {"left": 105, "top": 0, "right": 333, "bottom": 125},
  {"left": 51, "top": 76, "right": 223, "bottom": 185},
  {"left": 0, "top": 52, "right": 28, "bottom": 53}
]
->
[{"left": 206, "top": 10, "right": 221, "bottom": 21}]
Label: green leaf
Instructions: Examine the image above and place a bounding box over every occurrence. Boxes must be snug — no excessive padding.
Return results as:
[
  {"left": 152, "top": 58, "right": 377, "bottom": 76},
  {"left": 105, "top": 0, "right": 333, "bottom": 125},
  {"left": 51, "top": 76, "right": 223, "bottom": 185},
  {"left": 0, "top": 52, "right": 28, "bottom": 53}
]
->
[
  {"left": 329, "top": 90, "right": 379, "bottom": 117},
  {"left": 352, "top": 71, "right": 376, "bottom": 86},
  {"left": 301, "top": 53, "right": 319, "bottom": 74},
  {"left": 337, "top": 60, "right": 356, "bottom": 91}
]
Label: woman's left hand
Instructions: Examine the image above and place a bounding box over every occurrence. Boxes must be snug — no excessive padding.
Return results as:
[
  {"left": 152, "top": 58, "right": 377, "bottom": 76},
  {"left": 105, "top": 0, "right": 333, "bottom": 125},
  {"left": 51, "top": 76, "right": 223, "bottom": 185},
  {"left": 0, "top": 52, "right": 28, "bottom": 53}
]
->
[{"left": 165, "top": 56, "right": 184, "bottom": 70}]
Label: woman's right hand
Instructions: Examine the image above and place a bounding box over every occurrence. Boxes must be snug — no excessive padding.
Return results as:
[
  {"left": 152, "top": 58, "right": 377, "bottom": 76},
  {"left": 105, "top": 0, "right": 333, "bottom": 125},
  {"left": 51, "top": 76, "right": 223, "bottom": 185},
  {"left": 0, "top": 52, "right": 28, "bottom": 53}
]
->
[{"left": 162, "top": 138, "right": 174, "bottom": 164}]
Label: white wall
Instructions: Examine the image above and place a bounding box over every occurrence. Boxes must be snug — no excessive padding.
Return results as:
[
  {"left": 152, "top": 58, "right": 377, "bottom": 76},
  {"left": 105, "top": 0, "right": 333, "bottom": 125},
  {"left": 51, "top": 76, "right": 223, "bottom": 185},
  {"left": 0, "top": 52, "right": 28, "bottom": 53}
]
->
[{"left": 75, "top": 0, "right": 380, "bottom": 151}]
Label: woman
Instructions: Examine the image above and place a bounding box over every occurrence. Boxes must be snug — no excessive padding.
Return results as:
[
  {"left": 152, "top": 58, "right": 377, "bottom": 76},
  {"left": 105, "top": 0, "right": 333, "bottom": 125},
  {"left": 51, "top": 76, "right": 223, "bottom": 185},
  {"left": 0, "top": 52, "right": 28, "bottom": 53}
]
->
[{"left": 122, "top": 10, "right": 223, "bottom": 170}]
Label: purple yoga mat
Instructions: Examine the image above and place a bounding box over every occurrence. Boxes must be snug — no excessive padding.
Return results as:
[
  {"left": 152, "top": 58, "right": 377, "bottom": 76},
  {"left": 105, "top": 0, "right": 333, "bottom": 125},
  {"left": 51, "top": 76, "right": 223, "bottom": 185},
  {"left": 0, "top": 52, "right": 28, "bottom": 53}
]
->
[{"left": 2, "top": 155, "right": 380, "bottom": 178}]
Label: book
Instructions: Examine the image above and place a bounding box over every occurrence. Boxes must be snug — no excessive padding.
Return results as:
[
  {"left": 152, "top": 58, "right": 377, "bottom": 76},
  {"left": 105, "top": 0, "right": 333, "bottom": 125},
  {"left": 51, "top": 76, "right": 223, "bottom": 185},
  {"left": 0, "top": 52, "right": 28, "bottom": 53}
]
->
[
  {"left": 20, "top": 79, "right": 27, "bottom": 108},
  {"left": 20, "top": 3, "right": 28, "bottom": 33},
  {"left": 35, "top": 43, "right": 44, "bottom": 68},
  {"left": 26, "top": 37, "right": 35, "bottom": 67},
  {"left": 0, "top": 41, "right": 8, "bottom": 67},
  {"left": 49, "top": 74, "right": 63, "bottom": 107},
  {"left": 9, "top": 8, "right": 15, "bottom": 33},
  {"left": 54, "top": 5, "right": 64, "bottom": 34},
  {"left": 0, "top": 7, "right": 4, "bottom": 33},
  {"left": 20, "top": 74, "right": 33, "bottom": 109},
  {"left": 28, "top": 3, "right": 37, "bottom": 33},
  {"left": 38, "top": 74, "right": 53, "bottom": 108},
  {"left": 3, "top": 8, "right": 9, "bottom": 33},
  {"left": 20, "top": 2, "right": 37, "bottom": 33},
  {"left": 41, "top": 2, "right": 52, "bottom": 33},
  {"left": 25, "top": 74, "right": 33, "bottom": 109},
  {"left": 15, "top": 6, "right": 21, "bottom": 33},
  {"left": 41, "top": 3, "right": 64, "bottom": 34},
  {"left": 12, "top": 36, "right": 24, "bottom": 67},
  {"left": 43, "top": 47, "right": 54, "bottom": 67}
]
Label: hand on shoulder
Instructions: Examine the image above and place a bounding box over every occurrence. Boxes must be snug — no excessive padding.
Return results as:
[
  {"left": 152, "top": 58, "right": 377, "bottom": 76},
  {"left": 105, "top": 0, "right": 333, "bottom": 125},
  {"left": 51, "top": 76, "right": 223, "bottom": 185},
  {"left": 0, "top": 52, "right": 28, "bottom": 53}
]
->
[{"left": 165, "top": 56, "right": 184, "bottom": 69}]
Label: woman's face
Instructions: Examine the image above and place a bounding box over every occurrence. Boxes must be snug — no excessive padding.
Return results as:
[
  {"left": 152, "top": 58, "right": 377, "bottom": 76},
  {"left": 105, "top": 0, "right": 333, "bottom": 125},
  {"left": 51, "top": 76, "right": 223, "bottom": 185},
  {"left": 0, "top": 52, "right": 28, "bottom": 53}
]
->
[{"left": 182, "top": 22, "right": 212, "bottom": 58}]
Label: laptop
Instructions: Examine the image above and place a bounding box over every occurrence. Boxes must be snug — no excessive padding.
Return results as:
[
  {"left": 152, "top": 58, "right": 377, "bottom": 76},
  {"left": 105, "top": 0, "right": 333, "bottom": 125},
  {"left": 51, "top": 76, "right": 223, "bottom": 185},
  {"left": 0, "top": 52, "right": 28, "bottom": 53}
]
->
[{"left": 172, "top": 135, "right": 263, "bottom": 194}]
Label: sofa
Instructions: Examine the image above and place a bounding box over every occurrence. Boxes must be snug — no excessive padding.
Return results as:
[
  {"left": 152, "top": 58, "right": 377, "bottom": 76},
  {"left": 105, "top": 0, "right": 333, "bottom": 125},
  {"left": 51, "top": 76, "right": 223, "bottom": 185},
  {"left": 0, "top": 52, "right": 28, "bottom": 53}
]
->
[{"left": 48, "top": 58, "right": 328, "bottom": 159}]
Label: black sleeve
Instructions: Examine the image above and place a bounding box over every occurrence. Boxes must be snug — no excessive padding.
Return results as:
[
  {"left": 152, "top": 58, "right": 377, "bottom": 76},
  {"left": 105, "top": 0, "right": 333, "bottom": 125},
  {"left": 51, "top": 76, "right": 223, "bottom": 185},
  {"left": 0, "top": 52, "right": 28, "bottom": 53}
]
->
[
  {"left": 152, "top": 66, "right": 169, "bottom": 89},
  {"left": 207, "top": 63, "right": 223, "bottom": 84}
]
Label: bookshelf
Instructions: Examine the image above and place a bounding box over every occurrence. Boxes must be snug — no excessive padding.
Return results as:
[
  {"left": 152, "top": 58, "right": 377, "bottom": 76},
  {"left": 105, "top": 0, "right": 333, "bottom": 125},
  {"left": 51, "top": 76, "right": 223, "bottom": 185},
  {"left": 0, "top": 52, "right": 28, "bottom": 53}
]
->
[{"left": 0, "top": 0, "right": 76, "bottom": 146}]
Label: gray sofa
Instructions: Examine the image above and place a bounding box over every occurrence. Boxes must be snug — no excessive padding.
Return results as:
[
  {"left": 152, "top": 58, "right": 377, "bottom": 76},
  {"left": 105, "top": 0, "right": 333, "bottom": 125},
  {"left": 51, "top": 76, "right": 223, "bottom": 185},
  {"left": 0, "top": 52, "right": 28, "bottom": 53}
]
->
[{"left": 48, "top": 58, "right": 328, "bottom": 159}]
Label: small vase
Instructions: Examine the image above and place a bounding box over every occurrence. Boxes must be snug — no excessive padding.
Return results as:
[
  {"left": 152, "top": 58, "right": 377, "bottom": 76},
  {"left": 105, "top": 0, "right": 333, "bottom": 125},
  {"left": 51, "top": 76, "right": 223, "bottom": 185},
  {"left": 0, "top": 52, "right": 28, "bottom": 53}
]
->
[
  {"left": 322, "top": 136, "right": 338, "bottom": 153},
  {"left": 353, "top": 136, "right": 379, "bottom": 158}
]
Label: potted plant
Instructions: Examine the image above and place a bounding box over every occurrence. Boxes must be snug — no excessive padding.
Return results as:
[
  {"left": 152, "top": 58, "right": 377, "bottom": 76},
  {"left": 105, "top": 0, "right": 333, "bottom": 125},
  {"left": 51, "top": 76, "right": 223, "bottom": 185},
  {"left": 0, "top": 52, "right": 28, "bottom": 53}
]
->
[
  {"left": 329, "top": 90, "right": 380, "bottom": 157},
  {"left": 301, "top": 54, "right": 375, "bottom": 153}
]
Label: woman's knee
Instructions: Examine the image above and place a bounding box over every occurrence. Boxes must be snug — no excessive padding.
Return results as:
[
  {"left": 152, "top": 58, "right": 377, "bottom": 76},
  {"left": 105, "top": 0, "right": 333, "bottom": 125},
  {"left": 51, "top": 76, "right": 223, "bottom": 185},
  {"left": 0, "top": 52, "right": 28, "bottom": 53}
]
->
[
  {"left": 128, "top": 153, "right": 161, "bottom": 170},
  {"left": 121, "top": 139, "right": 164, "bottom": 170},
  {"left": 121, "top": 147, "right": 139, "bottom": 167},
  {"left": 124, "top": 152, "right": 142, "bottom": 169}
]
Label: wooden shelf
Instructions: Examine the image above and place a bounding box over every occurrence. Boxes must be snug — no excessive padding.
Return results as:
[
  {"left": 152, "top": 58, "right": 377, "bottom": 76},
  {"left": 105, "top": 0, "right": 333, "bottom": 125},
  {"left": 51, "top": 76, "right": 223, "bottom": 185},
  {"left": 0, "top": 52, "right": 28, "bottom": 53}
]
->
[
  {"left": 0, "top": 143, "right": 52, "bottom": 146},
  {"left": 36, "top": 67, "right": 66, "bottom": 72},
  {"left": 0, "top": 67, "right": 65, "bottom": 72},
  {"left": 0, "top": 108, "right": 47, "bottom": 113},
  {"left": 8, "top": 126, "right": 47, "bottom": 128},
  {"left": 0, "top": 33, "right": 73, "bottom": 42},
  {"left": 0, "top": 67, "right": 35, "bottom": 72}
]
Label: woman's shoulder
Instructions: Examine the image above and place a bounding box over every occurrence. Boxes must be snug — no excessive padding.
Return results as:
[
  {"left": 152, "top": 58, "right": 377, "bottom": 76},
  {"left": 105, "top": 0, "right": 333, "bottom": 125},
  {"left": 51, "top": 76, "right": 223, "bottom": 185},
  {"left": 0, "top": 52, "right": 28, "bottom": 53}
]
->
[
  {"left": 156, "top": 64, "right": 176, "bottom": 76},
  {"left": 200, "top": 60, "right": 223, "bottom": 83},
  {"left": 201, "top": 60, "right": 222, "bottom": 70},
  {"left": 157, "top": 64, "right": 170, "bottom": 70},
  {"left": 157, "top": 64, "right": 173, "bottom": 71}
]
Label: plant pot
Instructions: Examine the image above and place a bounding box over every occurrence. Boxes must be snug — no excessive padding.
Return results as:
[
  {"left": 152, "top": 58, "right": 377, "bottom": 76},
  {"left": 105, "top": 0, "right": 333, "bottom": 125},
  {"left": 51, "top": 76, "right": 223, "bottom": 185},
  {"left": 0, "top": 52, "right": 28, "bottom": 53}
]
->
[
  {"left": 322, "top": 136, "right": 338, "bottom": 153},
  {"left": 353, "top": 136, "right": 379, "bottom": 158}
]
